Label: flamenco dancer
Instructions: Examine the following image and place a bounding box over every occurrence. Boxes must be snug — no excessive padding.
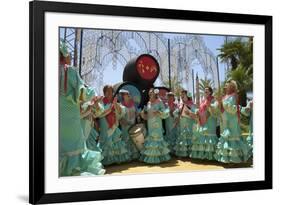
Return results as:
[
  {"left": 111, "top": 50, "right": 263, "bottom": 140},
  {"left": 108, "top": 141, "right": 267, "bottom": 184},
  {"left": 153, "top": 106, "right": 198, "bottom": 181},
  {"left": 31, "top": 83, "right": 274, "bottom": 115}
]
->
[
  {"left": 214, "top": 80, "right": 250, "bottom": 163},
  {"left": 173, "top": 90, "right": 196, "bottom": 157},
  {"left": 190, "top": 87, "right": 218, "bottom": 160},
  {"left": 140, "top": 88, "right": 171, "bottom": 164},
  {"left": 241, "top": 100, "right": 253, "bottom": 158},
  {"left": 98, "top": 85, "right": 130, "bottom": 166},
  {"left": 80, "top": 96, "right": 104, "bottom": 152},
  {"left": 59, "top": 41, "right": 105, "bottom": 176},
  {"left": 119, "top": 89, "right": 140, "bottom": 160},
  {"left": 164, "top": 92, "right": 178, "bottom": 154}
]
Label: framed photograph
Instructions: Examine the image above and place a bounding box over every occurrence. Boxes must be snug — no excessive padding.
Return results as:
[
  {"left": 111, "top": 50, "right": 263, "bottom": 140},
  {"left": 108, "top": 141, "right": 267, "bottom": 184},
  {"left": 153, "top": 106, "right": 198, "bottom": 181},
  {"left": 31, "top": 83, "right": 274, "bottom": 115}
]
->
[{"left": 29, "top": 0, "right": 272, "bottom": 204}]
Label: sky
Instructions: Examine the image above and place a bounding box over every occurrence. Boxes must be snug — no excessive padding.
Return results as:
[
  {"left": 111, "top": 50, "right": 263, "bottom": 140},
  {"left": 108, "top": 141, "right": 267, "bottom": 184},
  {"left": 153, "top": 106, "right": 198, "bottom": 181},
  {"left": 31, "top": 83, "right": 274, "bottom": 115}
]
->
[
  {"left": 100, "top": 33, "right": 228, "bottom": 91},
  {"left": 60, "top": 28, "right": 248, "bottom": 94}
]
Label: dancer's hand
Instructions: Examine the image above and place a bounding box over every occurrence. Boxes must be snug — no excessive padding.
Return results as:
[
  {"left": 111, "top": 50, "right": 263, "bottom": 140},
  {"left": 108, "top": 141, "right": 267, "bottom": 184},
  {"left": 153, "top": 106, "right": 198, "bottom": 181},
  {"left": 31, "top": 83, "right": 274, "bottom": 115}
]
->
[
  {"left": 113, "top": 97, "right": 118, "bottom": 105},
  {"left": 153, "top": 111, "right": 161, "bottom": 116},
  {"left": 245, "top": 107, "right": 251, "bottom": 113},
  {"left": 184, "top": 109, "right": 190, "bottom": 115},
  {"left": 93, "top": 97, "right": 102, "bottom": 106},
  {"left": 113, "top": 97, "right": 121, "bottom": 113}
]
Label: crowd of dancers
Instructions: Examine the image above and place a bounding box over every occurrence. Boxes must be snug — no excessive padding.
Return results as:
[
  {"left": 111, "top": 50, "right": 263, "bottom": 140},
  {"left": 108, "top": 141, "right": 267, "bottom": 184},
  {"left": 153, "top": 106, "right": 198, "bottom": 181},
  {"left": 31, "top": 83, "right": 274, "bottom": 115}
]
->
[{"left": 59, "top": 41, "right": 253, "bottom": 177}]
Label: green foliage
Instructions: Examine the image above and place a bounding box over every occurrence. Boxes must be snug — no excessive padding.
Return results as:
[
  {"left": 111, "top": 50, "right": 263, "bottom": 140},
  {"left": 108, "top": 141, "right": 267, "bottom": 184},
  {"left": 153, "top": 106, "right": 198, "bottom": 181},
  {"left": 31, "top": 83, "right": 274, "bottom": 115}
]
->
[
  {"left": 217, "top": 37, "right": 253, "bottom": 106},
  {"left": 240, "top": 114, "right": 250, "bottom": 134},
  {"left": 227, "top": 65, "right": 252, "bottom": 91},
  {"left": 227, "top": 65, "right": 252, "bottom": 106},
  {"left": 217, "top": 37, "right": 253, "bottom": 71}
]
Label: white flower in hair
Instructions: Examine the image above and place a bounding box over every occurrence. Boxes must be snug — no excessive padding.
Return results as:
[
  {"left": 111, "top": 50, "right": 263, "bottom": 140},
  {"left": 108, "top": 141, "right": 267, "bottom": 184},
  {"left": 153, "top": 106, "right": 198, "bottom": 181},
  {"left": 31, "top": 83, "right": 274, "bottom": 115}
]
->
[{"left": 154, "top": 89, "right": 159, "bottom": 94}]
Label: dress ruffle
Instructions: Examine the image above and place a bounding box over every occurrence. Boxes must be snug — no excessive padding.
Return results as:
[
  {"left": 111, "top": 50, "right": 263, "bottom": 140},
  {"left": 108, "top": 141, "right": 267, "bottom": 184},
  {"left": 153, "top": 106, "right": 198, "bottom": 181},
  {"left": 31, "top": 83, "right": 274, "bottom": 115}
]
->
[
  {"left": 214, "top": 129, "right": 250, "bottom": 163},
  {"left": 122, "top": 127, "right": 140, "bottom": 160},
  {"left": 190, "top": 126, "right": 218, "bottom": 160},
  {"left": 86, "top": 128, "right": 102, "bottom": 152},
  {"left": 60, "top": 148, "right": 105, "bottom": 176},
  {"left": 174, "top": 128, "right": 192, "bottom": 157},
  {"left": 164, "top": 128, "right": 178, "bottom": 154},
  {"left": 100, "top": 128, "right": 131, "bottom": 166},
  {"left": 164, "top": 116, "right": 178, "bottom": 154},
  {"left": 140, "top": 134, "right": 171, "bottom": 164},
  {"left": 246, "top": 134, "right": 253, "bottom": 158}
]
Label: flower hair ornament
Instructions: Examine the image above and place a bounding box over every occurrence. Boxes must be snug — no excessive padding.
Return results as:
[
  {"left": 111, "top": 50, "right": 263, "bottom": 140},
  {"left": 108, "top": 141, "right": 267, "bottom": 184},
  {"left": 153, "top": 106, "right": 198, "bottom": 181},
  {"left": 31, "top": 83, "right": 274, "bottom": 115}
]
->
[{"left": 154, "top": 89, "right": 159, "bottom": 94}]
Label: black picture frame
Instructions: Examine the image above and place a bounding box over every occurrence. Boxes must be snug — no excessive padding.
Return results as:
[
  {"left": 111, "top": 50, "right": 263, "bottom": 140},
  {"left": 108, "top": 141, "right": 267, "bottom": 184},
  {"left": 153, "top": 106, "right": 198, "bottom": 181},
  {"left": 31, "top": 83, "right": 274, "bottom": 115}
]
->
[{"left": 29, "top": 1, "right": 272, "bottom": 204}]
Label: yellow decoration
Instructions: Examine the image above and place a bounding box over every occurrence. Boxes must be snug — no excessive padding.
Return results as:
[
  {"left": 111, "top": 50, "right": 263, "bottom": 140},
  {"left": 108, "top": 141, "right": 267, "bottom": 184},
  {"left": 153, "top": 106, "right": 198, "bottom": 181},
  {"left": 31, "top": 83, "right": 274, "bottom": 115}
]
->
[{"left": 150, "top": 66, "right": 157, "bottom": 73}]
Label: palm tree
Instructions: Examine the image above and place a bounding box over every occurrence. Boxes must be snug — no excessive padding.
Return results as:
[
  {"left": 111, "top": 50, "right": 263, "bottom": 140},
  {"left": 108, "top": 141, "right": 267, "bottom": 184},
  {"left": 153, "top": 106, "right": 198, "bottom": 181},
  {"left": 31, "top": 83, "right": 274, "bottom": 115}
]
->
[
  {"left": 218, "top": 37, "right": 253, "bottom": 71},
  {"left": 218, "top": 37, "right": 253, "bottom": 105},
  {"left": 218, "top": 40, "right": 241, "bottom": 70},
  {"left": 227, "top": 65, "right": 252, "bottom": 106},
  {"left": 241, "top": 37, "right": 253, "bottom": 70}
]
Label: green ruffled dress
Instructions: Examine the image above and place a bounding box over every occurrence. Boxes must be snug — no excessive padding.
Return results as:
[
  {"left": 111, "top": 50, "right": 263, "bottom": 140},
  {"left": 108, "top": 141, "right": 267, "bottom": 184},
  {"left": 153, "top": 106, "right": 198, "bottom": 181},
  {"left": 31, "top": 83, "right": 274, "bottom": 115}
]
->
[
  {"left": 164, "top": 103, "right": 178, "bottom": 154},
  {"left": 214, "top": 95, "right": 250, "bottom": 163},
  {"left": 140, "top": 100, "right": 171, "bottom": 164},
  {"left": 80, "top": 102, "right": 104, "bottom": 152},
  {"left": 86, "top": 127, "right": 102, "bottom": 152},
  {"left": 59, "top": 66, "right": 105, "bottom": 176},
  {"left": 190, "top": 100, "right": 218, "bottom": 160},
  {"left": 241, "top": 101, "right": 253, "bottom": 158},
  {"left": 99, "top": 103, "right": 130, "bottom": 166},
  {"left": 173, "top": 104, "right": 196, "bottom": 157},
  {"left": 120, "top": 106, "right": 140, "bottom": 160}
]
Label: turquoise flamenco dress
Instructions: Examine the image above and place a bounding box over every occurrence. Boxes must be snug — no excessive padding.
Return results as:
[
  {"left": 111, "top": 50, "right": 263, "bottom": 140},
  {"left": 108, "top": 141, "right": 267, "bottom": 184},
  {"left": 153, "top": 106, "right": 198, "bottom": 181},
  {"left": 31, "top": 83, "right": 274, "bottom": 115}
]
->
[
  {"left": 98, "top": 100, "right": 130, "bottom": 166},
  {"left": 80, "top": 101, "right": 104, "bottom": 152},
  {"left": 241, "top": 101, "right": 253, "bottom": 158},
  {"left": 214, "top": 95, "right": 250, "bottom": 163},
  {"left": 86, "top": 126, "right": 102, "bottom": 152},
  {"left": 164, "top": 102, "right": 178, "bottom": 154},
  {"left": 59, "top": 66, "right": 105, "bottom": 176},
  {"left": 120, "top": 104, "right": 140, "bottom": 160},
  {"left": 140, "top": 99, "right": 171, "bottom": 164},
  {"left": 190, "top": 98, "right": 218, "bottom": 160},
  {"left": 174, "top": 102, "right": 196, "bottom": 157}
]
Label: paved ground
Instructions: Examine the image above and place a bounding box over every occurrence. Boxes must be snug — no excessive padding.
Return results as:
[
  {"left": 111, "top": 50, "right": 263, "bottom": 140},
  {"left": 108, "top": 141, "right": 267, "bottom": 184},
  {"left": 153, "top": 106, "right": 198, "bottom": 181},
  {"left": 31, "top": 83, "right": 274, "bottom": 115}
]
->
[{"left": 105, "top": 157, "right": 253, "bottom": 175}]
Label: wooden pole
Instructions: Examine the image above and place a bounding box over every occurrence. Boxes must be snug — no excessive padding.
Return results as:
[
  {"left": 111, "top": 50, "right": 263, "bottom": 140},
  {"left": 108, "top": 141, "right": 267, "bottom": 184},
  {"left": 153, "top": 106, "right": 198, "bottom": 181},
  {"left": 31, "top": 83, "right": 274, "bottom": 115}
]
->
[
  {"left": 64, "top": 28, "right": 67, "bottom": 41},
  {"left": 192, "top": 69, "right": 195, "bottom": 100},
  {"left": 168, "top": 39, "right": 171, "bottom": 90},
  {"left": 196, "top": 73, "right": 200, "bottom": 107},
  {"left": 216, "top": 55, "right": 221, "bottom": 93},
  {"left": 79, "top": 29, "right": 84, "bottom": 77},
  {"left": 73, "top": 29, "right": 78, "bottom": 67}
]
